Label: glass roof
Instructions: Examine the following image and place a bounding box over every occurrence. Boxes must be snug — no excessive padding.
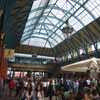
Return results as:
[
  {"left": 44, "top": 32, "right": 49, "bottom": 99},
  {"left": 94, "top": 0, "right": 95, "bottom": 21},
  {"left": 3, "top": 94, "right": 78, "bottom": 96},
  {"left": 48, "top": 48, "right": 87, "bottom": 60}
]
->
[{"left": 21, "top": 0, "right": 100, "bottom": 48}]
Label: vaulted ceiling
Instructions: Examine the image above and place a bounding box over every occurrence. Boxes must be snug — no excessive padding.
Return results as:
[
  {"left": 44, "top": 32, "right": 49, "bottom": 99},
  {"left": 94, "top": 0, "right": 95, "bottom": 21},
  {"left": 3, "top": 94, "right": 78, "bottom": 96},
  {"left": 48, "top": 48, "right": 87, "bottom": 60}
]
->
[{"left": 1, "top": 0, "right": 100, "bottom": 57}]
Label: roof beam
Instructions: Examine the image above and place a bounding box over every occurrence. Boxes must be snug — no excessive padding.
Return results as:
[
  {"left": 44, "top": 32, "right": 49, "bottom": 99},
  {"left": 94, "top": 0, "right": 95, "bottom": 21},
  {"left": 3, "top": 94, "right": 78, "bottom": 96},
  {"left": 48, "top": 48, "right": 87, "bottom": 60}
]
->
[
  {"left": 47, "top": 0, "right": 88, "bottom": 41},
  {"left": 24, "top": 22, "right": 62, "bottom": 33},
  {"left": 21, "top": 35, "right": 55, "bottom": 46},
  {"left": 23, "top": 22, "right": 64, "bottom": 41},
  {"left": 22, "top": 31, "right": 61, "bottom": 44},
  {"left": 71, "top": 0, "right": 95, "bottom": 19},
  {"left": 28, "top": 0, "right": 50, "bottom": 40}
]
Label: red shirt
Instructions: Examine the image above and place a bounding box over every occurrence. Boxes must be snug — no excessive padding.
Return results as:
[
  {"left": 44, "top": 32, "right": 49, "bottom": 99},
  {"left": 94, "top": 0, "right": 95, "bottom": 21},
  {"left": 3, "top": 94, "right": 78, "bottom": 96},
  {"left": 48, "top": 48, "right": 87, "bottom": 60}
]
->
[{"left": 9, "top": 80, "right": 16, "bottom": 89}]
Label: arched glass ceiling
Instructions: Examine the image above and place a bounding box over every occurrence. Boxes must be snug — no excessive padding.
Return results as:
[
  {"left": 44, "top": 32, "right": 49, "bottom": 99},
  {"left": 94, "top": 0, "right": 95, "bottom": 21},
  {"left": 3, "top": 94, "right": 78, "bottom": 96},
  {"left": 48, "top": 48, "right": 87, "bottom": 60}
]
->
[{"left": 21, "top": 0, "right": 100, "bottom": 48}]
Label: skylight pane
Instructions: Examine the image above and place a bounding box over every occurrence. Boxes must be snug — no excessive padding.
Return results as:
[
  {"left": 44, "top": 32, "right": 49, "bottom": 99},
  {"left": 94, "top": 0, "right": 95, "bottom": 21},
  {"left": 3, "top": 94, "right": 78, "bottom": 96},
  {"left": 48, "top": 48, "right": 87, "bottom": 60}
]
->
[
  {"left": 56, "top": 30, "right": 65, "bottom": 40},
  {"left": 22, "top": 38, "right": 29, "bottom": 45},
  {"left": 56, "top": 0, "right": 66, "bottom": 8},
  {"left": 28, "top": 38, "right": 48, "bottom": 48},
  {"left": 33, "top": 30, "right": 40, "bottom": 33},
  {"left": 22, "top": 33, "right": 29, "bottom": 38},
  {"left": 57, "top": 21, "right": 64, "bottom": 28},
  {"left": 81, "top": 14, "right": 94, "bottom": 25},
  {"left": 77, "top": 10, "right": 88, "bottom": 19},
  {"left": 68, "top": 0, "right": 76, "bottom": 7},
  {"left": 49, "top": 38, "right": 57, "bottom": 47},
  {"left": 51, "top": 9, "right": 65, "bottom": 19},
  {"left": 78, "top": 0, "right": 87, "bottom": 4},
  {"left": 46, "top": 24, "right": 54, "bottom": 30},
  {"left": 62, "top": 2, "right": 69, "bottom": 10},
  {"left": 43, "top": 8, "right": 51, "bottom": 14},
  {"left": 69, "top": 17, "right": 78, "bottom": 26},
  {"left": 31, "top": 34, "right": 48, "bottom": 39},
  {"left": 92, "top": 6, "right": 100, "bottom": 18},
  {"left": 25, "top": 19, "right": 36, "bottom": 27},
  {"left": 45, "top": 41, "right": 51, "bottom": 48},
  {"left": 47, "top": 17, "right": 59, "bottom": 25},
  {"left": 54, "top": 35, "right": 62, "bottom": 44},
  {"left": 68, "top": 0, "right": 80, "bottom": 13},
  {"left": 36, "top": 24, "right": 42, "bottom": 29},
  {"left": 32, "top": 0, "right": 47, "bottom": 9},
  {"left": 96, "top": 6, "right": 100, "bottom": 16},
  {"left": 21, "top": 0, "right": 100, "bottom": 48},
  {"left": 40, "top": 29, "right": 46, "bottom": 33},
  {"left": 49, "top": 0, "right": 58, "bottom": 5},
  {"left": 44, "top": 19, "right": 50, "bottom": 23},
  {"left": 51, "top": 34, "right": 56, "bottom": 38},
  {"left": 66, "top": 2, "right": 73, "bottom": 11},
  {"left": 75, "top": 7, "right": 84, "bottom": 16},
  {"left": 28, "top": 10, "right": 42, "bottom": 20},
  {"left": 69, "top": 16, "right": 83, "bottom": 31},
  {"left": 24, "top": 27, "right": 32, "bottom": 33},
  {"left": 85, "top": 2, "right": 94, "bottom": 11},
  {"left": 85, "top": 0, "right": 100, "bottom": 19},
  {"left": 91, "top": 9, "right": 100, "bottom": 18},
  {"left": 72, "top": 22, "right": 83, "bottom": 31}
]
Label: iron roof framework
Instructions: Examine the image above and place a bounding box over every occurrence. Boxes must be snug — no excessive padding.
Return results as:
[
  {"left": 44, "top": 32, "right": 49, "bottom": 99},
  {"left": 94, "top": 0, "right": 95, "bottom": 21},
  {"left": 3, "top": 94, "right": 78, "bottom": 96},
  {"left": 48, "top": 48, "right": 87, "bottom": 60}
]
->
[
  {"left": 21, "top": 0, "right": 100, "bottom": 49},
  {"left": 1, "top": 0, "right": 100, "bottom": 57},
  {"left": 54, "top": 18, "right": 100, "bottom": 57}
]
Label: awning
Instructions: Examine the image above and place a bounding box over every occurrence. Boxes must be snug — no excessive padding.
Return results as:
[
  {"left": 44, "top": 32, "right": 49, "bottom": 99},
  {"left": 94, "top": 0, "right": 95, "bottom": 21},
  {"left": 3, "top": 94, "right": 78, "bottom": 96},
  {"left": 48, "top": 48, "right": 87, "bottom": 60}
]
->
[{"left": 61, "top": 57, "right": 100, "bottom": 72}]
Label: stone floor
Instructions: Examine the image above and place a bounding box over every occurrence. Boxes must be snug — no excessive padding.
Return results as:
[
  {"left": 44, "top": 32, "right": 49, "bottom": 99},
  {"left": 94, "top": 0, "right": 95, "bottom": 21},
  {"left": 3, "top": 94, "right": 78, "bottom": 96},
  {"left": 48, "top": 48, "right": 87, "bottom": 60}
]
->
[
  {"left": 0, "top": 94, "right": 58, "bottom": 100},
  {"left": 0, "top": 96, "right": 57, "bottom": 100},
  {"left": 0, "top": 86, "right": 59, "bottom": 100},
  {"left": 0, "top": 96, "right": 17, "bottom": 100}
]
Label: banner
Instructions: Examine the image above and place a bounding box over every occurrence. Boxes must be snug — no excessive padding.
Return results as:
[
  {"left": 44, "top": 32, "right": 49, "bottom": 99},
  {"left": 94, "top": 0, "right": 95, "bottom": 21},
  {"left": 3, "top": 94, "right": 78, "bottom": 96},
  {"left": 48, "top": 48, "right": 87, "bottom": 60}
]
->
[{"left": 4, "top": 49, "right": 15, "bottom": 58}]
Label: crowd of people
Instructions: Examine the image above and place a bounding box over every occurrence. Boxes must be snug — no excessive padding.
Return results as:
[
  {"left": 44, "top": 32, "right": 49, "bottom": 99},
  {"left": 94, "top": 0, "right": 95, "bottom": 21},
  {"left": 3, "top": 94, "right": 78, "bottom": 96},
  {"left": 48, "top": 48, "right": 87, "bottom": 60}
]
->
[{"left": 0, "top": 74, "right": 100, "bottom": 100}]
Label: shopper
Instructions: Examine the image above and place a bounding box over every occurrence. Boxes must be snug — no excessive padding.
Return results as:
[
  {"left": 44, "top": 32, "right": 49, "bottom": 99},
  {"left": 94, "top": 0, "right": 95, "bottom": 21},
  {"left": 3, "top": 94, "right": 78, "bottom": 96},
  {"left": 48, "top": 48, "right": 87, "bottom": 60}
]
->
[
  {"left": 8, "top": 78, "right": 16, "bottom": 96},
  {"left": 36, "top": 80, "right": 44, "bottom": 100},
  {"left": 48, "top": 80, "right": 53, "bottom": 100},
  {"left": 25, "top": 80, "right": 33, "bottom": 100}
]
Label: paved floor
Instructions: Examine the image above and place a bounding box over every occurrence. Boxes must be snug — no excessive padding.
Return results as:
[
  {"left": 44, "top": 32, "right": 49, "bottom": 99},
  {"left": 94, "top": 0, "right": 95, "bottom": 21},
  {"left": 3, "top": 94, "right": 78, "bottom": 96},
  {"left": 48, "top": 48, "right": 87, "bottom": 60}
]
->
[
  {"left": 0, "top": 96, "right": 17, "bottom": 100},
  {"left": 0, "top": 87, "right": 58, "bottom": 100},
  {"left": 0, "top": 96, "right": 58, "bottom": 100}
]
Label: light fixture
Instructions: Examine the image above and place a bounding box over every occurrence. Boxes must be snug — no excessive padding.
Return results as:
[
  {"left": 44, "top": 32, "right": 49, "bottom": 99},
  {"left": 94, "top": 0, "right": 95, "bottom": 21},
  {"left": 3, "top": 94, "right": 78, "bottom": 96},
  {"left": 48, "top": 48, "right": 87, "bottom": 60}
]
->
[{"left": 61, "top": 20, "right": 74, "bottom": 37}]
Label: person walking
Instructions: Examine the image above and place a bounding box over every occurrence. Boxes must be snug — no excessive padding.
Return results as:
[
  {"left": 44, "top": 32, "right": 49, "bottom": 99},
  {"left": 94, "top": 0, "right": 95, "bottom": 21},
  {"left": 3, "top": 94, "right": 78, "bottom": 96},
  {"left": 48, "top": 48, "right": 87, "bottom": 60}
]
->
[
  {"left": 25, "top": 80, "right": 33, "bottom": 100},
  {"left": 8, "top": 78, "right": 16, "bottom": 96},
  {"left": 48, "top": 80, "right": 53, "bottom": 100},
  {"left": 36, "top": 80, "right": 44, "bottom": 100}
]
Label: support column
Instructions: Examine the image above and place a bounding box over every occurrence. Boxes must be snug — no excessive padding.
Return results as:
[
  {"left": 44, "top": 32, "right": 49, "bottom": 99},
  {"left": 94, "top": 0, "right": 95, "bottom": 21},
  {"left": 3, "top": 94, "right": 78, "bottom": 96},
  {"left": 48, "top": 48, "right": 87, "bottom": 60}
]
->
[
  {"left": 12, "top": 69, "right": 15, "bottom": 78},
  {"left": 0, "top": 9, "right": 3, "bottom": 31},
  {"left": 66, "top": 53, "right": 69, "bottom": 63},
  {"left": 0, "top": 32, "right": 7, "bottom": 79},
  {"left": 76, "top": 48, "right": 80, "bottom": 61},
  {"left": 93, "top": 42, "right": 99, "bottom": 57},
  {"left": 83, "top": 45, "right": 89, "bottom": 59}
]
